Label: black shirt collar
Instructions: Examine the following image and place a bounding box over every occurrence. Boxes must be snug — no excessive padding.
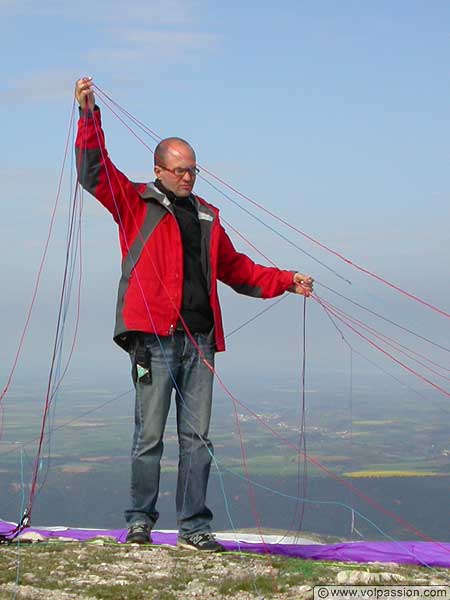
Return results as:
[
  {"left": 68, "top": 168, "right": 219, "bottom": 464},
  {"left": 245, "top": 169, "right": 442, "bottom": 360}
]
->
[{"left": 154, "top": 179, "right": 194, "bottom": 207}]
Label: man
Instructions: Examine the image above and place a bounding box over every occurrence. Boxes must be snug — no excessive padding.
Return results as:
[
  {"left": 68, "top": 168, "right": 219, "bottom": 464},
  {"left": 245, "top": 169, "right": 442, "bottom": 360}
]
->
[{"left": 74, "top": 77, "right": 314, "bottom": 552}]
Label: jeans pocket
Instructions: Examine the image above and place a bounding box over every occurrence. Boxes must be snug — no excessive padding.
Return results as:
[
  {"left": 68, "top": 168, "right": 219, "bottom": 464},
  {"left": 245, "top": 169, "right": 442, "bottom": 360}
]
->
[
  {"left": 132, "top": 336, "right": 153, "bottom": 385},
  {"left": 196, "top": 334, "right": 215, "bottom": 362}
]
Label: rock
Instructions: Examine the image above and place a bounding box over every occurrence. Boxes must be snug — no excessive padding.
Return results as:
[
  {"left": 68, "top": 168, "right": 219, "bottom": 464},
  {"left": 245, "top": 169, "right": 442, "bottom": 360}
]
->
[
  {"left": 18, "top": 531, "right": 46, "bottom": 543},
  {"left": 336, "top": 570, "right": 406, "bottom": 585},
  {"left": 378, "top": 572, "right": 406, "bottom": 583},
  {"left": 290, "top": 584, "right": 313, "bottom": 599}
]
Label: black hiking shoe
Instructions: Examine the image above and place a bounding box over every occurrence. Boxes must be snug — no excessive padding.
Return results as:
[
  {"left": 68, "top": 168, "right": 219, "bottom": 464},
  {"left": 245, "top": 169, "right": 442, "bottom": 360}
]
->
[
  {"left": 177, "top": 532, "right": 224, "bottom": 552},
  {"left": 126, "top": 523, "right": 152, "bottom": 544}
]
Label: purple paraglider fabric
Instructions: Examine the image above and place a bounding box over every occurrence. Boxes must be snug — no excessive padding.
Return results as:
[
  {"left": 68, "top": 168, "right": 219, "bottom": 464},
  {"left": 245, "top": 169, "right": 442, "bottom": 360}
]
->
[{"left": 1, "top": 519, "right": 449, "bottom": 568}]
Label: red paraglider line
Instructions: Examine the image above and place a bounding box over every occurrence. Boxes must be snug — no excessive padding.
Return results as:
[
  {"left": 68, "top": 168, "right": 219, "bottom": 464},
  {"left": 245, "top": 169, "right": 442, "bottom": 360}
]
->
[
  {"left": 313, "top": 296, "right": 450, "bottom": 398},
  {"left": 93, "top": 83, "right": 450, "bottom": 320},
  {"left": 86, "top": 102, "right": 450, "bottom": 550},
  {"left": 0, "top": 100, "right": 77, "bottom": 439}
]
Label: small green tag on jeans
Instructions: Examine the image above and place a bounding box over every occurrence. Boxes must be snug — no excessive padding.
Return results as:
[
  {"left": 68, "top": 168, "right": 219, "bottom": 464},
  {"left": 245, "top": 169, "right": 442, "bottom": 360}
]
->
[{"left": 137, "top": 365, "right": 149, "bottom": 379}]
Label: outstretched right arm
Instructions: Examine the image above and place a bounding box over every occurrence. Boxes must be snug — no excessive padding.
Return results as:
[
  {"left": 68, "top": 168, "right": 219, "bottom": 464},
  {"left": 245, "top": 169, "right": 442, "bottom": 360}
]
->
[{"left": 74, "top": 77, "right": 139, "bottom": 224}]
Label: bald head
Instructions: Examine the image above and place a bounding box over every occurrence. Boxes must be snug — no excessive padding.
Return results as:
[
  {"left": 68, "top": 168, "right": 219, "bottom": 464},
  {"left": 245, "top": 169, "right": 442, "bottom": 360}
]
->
[
  {"left": 154, "top": 137, "right": 196, "bottom": 167},
  {"left": 153, "top": 137, "right": 198, "bottom": 197}
]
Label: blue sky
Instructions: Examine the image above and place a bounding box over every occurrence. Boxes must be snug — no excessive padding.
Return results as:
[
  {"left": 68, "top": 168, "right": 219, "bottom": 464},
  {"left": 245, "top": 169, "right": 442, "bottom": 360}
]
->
[{"left": 0, "top": 1, "right": 449, "bottom": 406}]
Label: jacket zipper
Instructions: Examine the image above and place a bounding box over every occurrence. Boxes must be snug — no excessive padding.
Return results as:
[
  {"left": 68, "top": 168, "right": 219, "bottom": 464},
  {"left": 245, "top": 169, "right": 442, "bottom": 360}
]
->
[{"left": 166, "top": 207, "right": 183, "bottom": 335}]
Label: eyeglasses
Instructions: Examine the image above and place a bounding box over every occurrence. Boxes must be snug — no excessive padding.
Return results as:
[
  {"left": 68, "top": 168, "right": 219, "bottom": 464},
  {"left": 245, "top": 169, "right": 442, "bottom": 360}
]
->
[{"left": 157, "top": 165, "right": 200, "bottom": 178}]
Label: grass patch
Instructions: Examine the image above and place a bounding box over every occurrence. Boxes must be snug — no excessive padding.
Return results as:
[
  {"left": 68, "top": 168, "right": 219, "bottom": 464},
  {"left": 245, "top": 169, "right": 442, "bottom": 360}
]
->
[
  {"left": 343, "top": 470, "right": 443, "bottom": 478},
  {"left": 217, "top": 556, "right": 334, "bottom": 595},
  {"left": 0, "top": 568, "right": 17, "bottom": 586},
  {"left": 85, "top": 584, "right": 165, "bottom": 599},
  {"left": 219, "top": 573, "right": 277, "bottom": 595},
  {"left": 272, "top": 555, "right": 333, "bottom": 585}
]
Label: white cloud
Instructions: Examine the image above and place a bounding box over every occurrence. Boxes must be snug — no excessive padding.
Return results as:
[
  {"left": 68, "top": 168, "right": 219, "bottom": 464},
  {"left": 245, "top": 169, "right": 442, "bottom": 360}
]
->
[
  {"left": 0, "top": 0, "right": 200, "bottom": 25},
  {"left": 89, "top": 29, "right": 219, "bottom": 64},
  {"left": 0, "top": 0, "right": 25, "bottom": 15},
  {"left": 1, "top": 1, "right": 219, "bottom": 101},
  {"left": 0, "top": 69, "right": 77, "bottom": 103}
]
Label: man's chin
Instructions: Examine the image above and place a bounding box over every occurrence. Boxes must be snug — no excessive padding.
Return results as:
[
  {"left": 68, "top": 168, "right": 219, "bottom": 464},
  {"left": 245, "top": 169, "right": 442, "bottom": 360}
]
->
[{"left": 177, "top": 188, "right": 193, "bottom": 197}]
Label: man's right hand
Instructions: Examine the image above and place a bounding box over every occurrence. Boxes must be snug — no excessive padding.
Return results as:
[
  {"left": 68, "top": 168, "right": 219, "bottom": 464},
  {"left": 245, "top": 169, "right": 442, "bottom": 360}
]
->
[{"left": 75, "top": 77, "right": 95, "bottom": 111}]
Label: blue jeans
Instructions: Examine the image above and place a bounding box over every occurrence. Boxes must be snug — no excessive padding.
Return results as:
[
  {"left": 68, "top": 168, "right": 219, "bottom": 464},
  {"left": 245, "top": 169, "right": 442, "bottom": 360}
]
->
[{"left": 124, "top": 331, "right": 215, "bottom": 535}]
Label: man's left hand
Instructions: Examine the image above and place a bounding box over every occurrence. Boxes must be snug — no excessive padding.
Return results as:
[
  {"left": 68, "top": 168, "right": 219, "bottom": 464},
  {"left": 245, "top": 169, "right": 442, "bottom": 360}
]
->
[{"left": 289, "top": 272, "right": 314, "bottom": 297}]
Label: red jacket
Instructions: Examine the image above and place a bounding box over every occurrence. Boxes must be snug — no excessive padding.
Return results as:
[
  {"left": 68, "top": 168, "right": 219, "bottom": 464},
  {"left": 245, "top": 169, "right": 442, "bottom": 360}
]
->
[{"left": 76, "top": 108, "right": 294, "bottom": 352}]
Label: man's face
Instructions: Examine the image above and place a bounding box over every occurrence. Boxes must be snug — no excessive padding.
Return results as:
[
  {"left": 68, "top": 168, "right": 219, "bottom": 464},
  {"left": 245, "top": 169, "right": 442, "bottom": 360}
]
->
[{"left": 154, "top": 142, "right": 197, "bottom": 197}]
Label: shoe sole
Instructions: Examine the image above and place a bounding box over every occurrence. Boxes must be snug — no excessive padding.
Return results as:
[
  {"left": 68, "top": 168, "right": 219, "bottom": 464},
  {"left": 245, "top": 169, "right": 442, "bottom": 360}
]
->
[
  {"left": 177, "top": 540, "right": 223, "bottom": 552},
  {"left": 126, "top": 537, "right": 152, "bottom": 545}
]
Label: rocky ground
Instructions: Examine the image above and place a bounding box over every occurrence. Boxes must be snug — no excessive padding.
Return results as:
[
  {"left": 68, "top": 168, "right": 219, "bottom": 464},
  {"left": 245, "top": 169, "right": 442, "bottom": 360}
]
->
[{"left": 0, "top": 537, "right": 448, "bottom": 600}]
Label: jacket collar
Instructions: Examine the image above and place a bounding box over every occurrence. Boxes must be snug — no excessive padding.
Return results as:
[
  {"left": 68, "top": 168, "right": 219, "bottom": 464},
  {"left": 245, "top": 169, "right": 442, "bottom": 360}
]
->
[
  {"left": 139, "top": 180, "right": 196, "bottom": 208},
  {"left": 139, "top": 181, "right": 216, "bottom": 222},
  {"left": 139, "top": 181, "right": 172, "bottom": 208}
]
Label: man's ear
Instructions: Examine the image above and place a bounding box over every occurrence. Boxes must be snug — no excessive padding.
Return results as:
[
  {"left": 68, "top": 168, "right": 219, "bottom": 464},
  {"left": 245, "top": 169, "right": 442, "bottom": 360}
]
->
[{"left": 154, "top": 165, "right": 161, "bottom": 179}]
